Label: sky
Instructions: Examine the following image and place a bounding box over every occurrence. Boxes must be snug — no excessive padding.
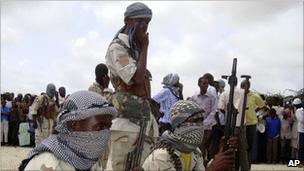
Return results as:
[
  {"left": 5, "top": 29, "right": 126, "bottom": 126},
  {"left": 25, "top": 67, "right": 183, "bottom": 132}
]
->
[{"left": 1, "top": 1, "right": 303, "bottom": 98}]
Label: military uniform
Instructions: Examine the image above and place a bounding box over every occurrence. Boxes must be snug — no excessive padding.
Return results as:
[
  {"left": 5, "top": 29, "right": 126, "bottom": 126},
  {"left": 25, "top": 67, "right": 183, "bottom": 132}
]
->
[
  {"left": 88, "top": 82, "right": 104, "bottom": 96},
  {"left": 105, "top": 32, "right": 158, "bottom": 170},
  {"left": 30, "top": 95, "right": 57, "bottom": 146}
]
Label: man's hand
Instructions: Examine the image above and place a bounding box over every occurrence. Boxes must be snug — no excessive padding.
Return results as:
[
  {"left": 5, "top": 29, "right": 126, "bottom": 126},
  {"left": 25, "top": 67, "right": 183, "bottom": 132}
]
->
[
  {"left": 207, "top": 149, "right": 235, "bottom": 171},
  {"left": 218, "top": 136, "right": 238, "bottom": 153},
  {"left": 130, "top": 166, "right": 144, "bottom": 171},
  {"left": 227, "top": 136, "right": 238, "bottom": 150},
  {"left": 135, "top": 22, "right": 149, "bottom": 50}
]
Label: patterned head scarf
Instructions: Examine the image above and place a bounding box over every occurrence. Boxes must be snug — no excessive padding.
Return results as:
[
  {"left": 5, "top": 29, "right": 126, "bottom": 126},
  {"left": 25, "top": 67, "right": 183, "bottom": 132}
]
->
[
  {"left": 162, "top": 73, "right": 182, "bottom": 99},
  {"left": 24, "top": 91, "right": 117, "bottom": 170},
  {"left": 124, "top": 2, "right": 152, "bottom": 19},
  {"left": 113, "top": 2, "right": 152, "bottom": 61},
  {"left": 159, "top": 100, "right": 204, "bottom": 153},
  {"left": 46, "top": 83, "right": 56, "bottom": 98}
]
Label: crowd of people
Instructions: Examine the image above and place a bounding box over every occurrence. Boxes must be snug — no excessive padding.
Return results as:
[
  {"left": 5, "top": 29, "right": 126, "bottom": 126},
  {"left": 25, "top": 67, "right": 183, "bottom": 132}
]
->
[{"left": 1, "top": 2, "right": 303, "bottom": 171}]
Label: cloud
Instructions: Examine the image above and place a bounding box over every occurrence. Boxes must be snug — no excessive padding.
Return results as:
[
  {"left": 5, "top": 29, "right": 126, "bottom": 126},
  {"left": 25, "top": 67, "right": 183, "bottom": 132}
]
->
[{"left": 1, "top": 1, "right": 302, "bottom": 98}]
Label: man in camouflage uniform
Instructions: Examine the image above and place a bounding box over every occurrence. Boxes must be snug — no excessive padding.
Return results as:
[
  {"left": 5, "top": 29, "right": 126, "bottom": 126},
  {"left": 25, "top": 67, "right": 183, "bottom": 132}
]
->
[
  {"left": 30, "top": 83, "right": 58, "bottom": 146},
  {"left": 105, "top": 2, "right": 158, "bottom": 170}
]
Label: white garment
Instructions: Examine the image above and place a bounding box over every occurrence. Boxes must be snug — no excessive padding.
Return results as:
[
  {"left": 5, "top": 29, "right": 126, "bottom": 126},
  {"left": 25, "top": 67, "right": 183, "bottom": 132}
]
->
[
  {"left": 24, "top": 152, "right": 102, "bottom": 171},
  {"left": 295, "top": 107, "right": 304, "bottom": 133},
  {"left": 1, "top": 121, "right": 9, "bottom": 143},
  {"left": 218, "top": 87, "right": 246, "bottom": 127},
  {"left": 105, "top": 33, "right": 137, "bottom": 85}
]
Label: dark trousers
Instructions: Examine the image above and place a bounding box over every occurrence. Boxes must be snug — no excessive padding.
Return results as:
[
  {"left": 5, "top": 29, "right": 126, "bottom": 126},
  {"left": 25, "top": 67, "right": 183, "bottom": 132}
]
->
[
  {"left": 257, "top": 132, "right": 267, "bottom": 163},
  {"left": 246, "top": 125, "right": 256, "bottom": 168},
  {"left": 200, "top": 125, "right": 221, "bottom": 163},
  {"left": 280, "top": 138, "right": 291, "bottom": 163},
  {"left": 8, "top": 121, "right": 19, "bottom": 146},
  {"left": 267, "top": 136, "right": 279, "bottom": 163},
  {"left": 298, "top": 132, "right": 304, "bottom": 162},
  {"left": 235, "top": 126, "right": 249, "bottom": 171}
]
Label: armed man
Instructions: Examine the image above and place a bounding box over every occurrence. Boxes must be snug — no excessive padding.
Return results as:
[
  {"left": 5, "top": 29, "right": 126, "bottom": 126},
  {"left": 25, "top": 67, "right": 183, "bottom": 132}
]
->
[
  {"left": 30, "top": 83, "right": 58, "bottom": 146},
  {"left": 105, "top": 2, "right": 158, "bottom": 170}
]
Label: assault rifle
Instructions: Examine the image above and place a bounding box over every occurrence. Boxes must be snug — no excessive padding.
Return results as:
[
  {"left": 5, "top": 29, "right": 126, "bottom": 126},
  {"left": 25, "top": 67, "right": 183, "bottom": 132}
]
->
[
  {"left": 125, "top": 119, "right": 147, "bottom": 171},
  {"left": 222, "top": 58, "right": 238, "bottom": 151},
  {"left": 222, "top": 58, "right": 238, "bottom": 171}
]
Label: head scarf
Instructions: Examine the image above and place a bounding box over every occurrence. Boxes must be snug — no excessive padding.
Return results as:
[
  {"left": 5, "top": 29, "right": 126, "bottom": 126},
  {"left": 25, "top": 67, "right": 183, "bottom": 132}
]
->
[
  {"left": 113, "top": 2, "right": 152, "bottom": 61},
  {"left": 159, "top": 100, "right": 204, "bottom": 153},
  {"left": 25, "top": 91, "right": 117, "bottom": 170},
  {"left": 162, "top": 73, "right": 182, "bottom": 99},
  {"left": 46, "top": 83, "right": 56, "bottom": 98}
]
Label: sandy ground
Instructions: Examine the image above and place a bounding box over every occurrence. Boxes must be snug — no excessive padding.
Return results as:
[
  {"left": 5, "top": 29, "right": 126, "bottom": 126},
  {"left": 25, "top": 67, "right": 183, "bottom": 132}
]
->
[{"left": 1, "top": 146, "right": 303, "bottom": 171}]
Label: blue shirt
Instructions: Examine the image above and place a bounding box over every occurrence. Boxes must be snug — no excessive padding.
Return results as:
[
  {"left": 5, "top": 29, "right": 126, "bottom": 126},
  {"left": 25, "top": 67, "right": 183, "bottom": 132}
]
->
[
  {"left": 266, "top": 116, "right": 281, "bottom": 138},
  {"left": 1, "top": 106, "right": 10, "bottom": 122},
  {"left": 153, "top": 88, "right": 179, "bottom": 124}
]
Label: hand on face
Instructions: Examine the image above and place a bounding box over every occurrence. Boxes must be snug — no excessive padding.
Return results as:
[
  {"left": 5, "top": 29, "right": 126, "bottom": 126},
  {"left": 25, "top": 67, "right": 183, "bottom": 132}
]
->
[{"left": 134, "top": 20, "right": 149, "bottom": 49}]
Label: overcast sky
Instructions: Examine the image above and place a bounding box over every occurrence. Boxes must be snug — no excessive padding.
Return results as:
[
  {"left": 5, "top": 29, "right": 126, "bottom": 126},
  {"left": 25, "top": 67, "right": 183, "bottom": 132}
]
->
[{"left": 1, "top": 1, "right": 303, "bottom": 98}]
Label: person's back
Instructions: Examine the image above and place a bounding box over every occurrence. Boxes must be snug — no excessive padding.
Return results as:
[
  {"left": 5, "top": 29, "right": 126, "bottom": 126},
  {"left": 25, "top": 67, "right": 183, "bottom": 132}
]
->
[{"left": 153, "top": 73, "right": 182, "bottom": 135}]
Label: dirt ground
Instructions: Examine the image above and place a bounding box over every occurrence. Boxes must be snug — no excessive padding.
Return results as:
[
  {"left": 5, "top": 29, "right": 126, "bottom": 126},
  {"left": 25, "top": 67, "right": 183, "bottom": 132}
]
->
[{"left": 0, "top": 146, "right": 302, "bottom": 171}]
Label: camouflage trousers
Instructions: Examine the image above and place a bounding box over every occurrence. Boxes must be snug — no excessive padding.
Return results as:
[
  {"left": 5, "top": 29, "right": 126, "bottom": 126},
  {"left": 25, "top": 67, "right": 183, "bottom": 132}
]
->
[
  {"left": 112, "top": 92, "right": 151, "bottom": 124},
  {"left": 106, "top": 130, "right": 156, "bottom": 171},
  {"left": 35, "top": 117, "right": 53, "bottom": 146}
]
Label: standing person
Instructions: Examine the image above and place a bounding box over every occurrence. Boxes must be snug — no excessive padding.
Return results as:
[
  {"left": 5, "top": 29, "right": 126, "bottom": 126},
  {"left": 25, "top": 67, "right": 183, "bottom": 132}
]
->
[
  {"left": 142, "top": 100, "right": 238, "bottom": 171},
  {"left": 30, "top": 83, "right": 58, "bottom": 146},
  {"left": 88, "top": 63, "right": 110, "bottom": 96},
  {"left": 291, "top": 104, "right": 299, "bottom": 159},
  {"left": 240, "top": 79, "right": 265, "bottom": 168},
  {"left": 153, "top": 73, "right": 183, "bottom": 135},
  {"left": 105, "top": 2, "right": 158, "bottom": 170},
  {"left": 202, "top": 73, "right": 217, "bottom": 98},
  {"left": 8, "top": 101, "right": 20, "bottom": 146},
  {"left": 58, "top": 87, "right": 66, "bottom": 109},
  {"left": 280, "top": 108, "right": 292, "bottom": 164},
  {"left": 1, "top": 99, "right": 10, "bottom": 145},
  {"left": 16, "top": 94, "right": 26, "bottom": 123},
  {"left": 265, "top": 108, "right": 281, "bottom": 163},
  {"left": 293, "top": 98, "right": 304, "bottom": 167},
  {"left": 19, "top": 91, "right": 117, "bottom": 171},
  {"left": 190, "top": 75, "right": 217, "bottom": 164}
]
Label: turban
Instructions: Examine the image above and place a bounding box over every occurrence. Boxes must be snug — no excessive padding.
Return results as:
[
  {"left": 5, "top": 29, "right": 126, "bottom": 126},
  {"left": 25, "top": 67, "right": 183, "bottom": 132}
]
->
[
  {"left": 56, "top": 90, "right": 117, "bottom": 133},
  {"left": 158, "top": 100, "right": 205, "bottom": 153},
  {"left": 46, "top": 83, "right": 56, "bottom": 98},
  {"left": 124, "top": 2, "right": 152, "bottom": 19}
]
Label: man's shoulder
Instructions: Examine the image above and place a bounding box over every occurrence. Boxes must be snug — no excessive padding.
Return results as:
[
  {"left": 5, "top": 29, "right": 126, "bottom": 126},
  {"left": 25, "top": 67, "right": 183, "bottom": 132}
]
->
[{"left": 25, "top": 152, "right": 60, "bottom": 171}]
